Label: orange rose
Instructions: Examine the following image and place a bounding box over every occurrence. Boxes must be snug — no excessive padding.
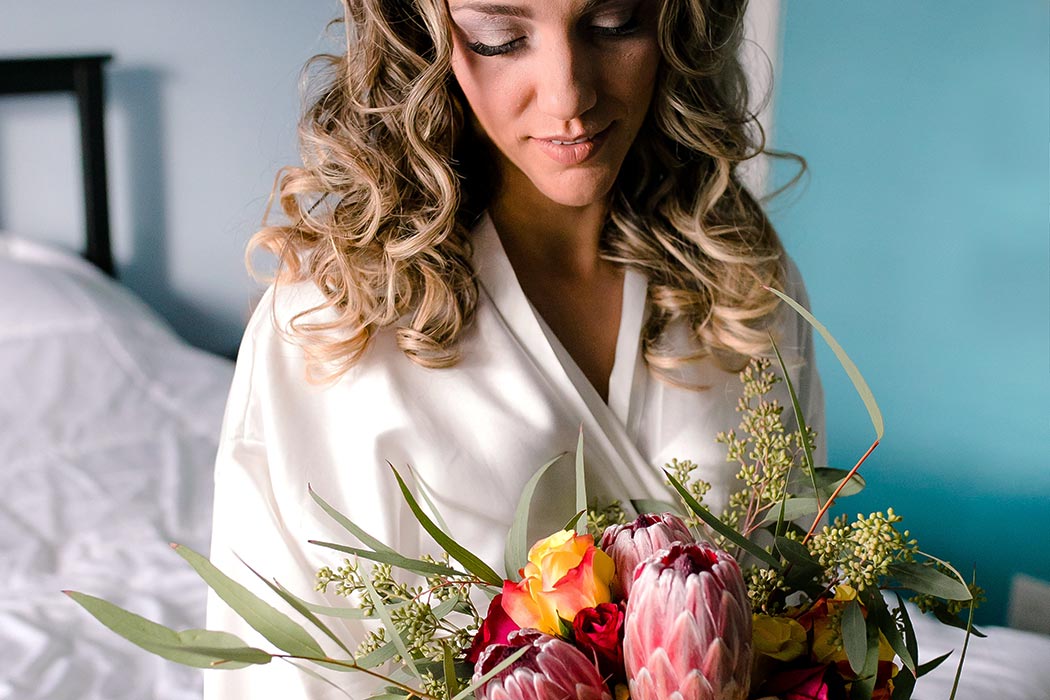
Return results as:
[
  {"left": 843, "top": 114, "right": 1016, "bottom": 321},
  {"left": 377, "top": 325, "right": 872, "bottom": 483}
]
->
[{"left": 501, "top": 530, "right": 615, "bottom": 635}]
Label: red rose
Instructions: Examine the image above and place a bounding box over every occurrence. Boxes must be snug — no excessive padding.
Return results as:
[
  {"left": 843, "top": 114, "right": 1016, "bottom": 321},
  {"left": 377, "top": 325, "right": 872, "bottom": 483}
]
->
[
  {"left": 760, "top": 664, "right": 839, "bottom": 700},
  {"left": 466, "top": 594, "right": 520, "bottom": 664},
  {"left": 571, "top": 602, "right": 625, "bottom": 684}
]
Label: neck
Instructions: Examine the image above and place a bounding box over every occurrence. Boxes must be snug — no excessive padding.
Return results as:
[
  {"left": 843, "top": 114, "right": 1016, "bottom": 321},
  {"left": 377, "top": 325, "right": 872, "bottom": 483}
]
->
[{"left": 489, "top": 177, "right": 610, "bottom": 281}]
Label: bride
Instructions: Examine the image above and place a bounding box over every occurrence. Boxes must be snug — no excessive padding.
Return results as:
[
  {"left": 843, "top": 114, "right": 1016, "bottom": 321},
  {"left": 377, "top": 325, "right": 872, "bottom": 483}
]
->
[{"left": 204, "top": 0, "right": 823, "bottom": 697}]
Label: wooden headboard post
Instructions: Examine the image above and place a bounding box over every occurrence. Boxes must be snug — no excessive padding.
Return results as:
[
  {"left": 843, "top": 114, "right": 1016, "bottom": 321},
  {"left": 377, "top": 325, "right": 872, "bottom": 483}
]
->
[{"left": 0, "top": 55, "right": 115, "bottom": 276}]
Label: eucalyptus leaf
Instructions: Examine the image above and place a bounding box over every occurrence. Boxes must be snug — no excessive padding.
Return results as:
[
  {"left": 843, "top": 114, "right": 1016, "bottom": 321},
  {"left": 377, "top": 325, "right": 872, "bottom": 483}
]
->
[
  {"left": 274, "top": 582, "right": 404, "bottom": 620},
  {"left": 894, "top": 593, "right": 919, "bottom": 673},
  {"left": 930, "top": 602, "right": 986, "bottom": 637},
  {"left": 356, "top": 641, "right": 398, "bottom": 669},
  {"left": 172, "top": 545, "right": 325, "bottom": 658},
  {"left": 841, "top": 598, "right": 868, "bottom": 675},
  {"left": 308, "top": 541, "right": 469, "bottom": 579},
  {"left": 238, "top": 556, "right": 354, "bottom": 658},
  {"left": 763, "top": 497, "right": 821, "bottom": 525},
  {"left": 916, "top": 650, "right": 952, "bottom": 678},
  {"left": 891, "top": 670, "right": 916, "bottom": 700},
  {"left": 431, "top": 596, "right": 461, "bottom": 621},
  {"left": 770, "top": 334, "right": 818, "bottom": 503},
  {"left": 629, "top": 498, "right": 682, "bottom": 516},
  {"left": 862, "top": 588, "right": 914, "bottom": 672},
  {"left": 390, "top": 466, "right": 503, "bottom": 587},
  {"left": 666, "top": 471, "right": 781, "bottom": 569},
  {"left": 813, "top": 467, "right": 867, "bottom": 493},
  {"left": 65, "top": 591, "right": 265, "bottom": 670},
  {"left": 575, "top": 429, "right": 587, "bottom": 535},
  {"left": 151, "top": 643, "right": 274, "bottom": 666},
  {"left": 887, "top": 561, "right": 971, "bottom": 601},
  {"left": 563, "top": 510, "right": 585, "bottom": 533},
  {"left": 774, "top": 536, "right": 822, "bottom": 569},
  {"left": 443, "top": 643, "right": 463, "bottom": 698},
  {"left": 451, "top": 646, "right": 528, "bottom": 700},
  {"left": 406, "top": 464, "right": 453, "bottom": 536},
  {"left": 915, "top": 551, "right": 972, "bottom": 597},
  {"left": 849, "top": 614, "right": 881, "bottom": 700},
  {"left": 505, "top": 453, "right": 564, "bottom": 579},
  {"left": 767, "top": 287, "right": 884, "bottom": 440},
  {"left": 763, "top": 471, "right": 866, "bottom": 525},
  {"left": 361, "top": 569, "right": 422, "bottom": 684},
  {"left": 309, "top": 485, "right": 396, "bottom": 555}
]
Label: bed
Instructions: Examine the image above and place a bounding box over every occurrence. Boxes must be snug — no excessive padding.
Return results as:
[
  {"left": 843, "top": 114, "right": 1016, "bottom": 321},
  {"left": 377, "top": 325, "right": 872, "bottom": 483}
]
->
[
  {"left": 0, "top": 55, "right": 233, "bottom": 699},
  {"left": 1, "top": 54, "right": 1047, "bottom": 700}
]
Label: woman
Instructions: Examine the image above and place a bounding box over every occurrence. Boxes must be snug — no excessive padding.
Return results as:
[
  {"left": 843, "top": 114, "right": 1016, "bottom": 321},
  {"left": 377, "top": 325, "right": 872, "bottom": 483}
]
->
[{"left": 205, "top": 0, "right": 824, "bottom": 697}]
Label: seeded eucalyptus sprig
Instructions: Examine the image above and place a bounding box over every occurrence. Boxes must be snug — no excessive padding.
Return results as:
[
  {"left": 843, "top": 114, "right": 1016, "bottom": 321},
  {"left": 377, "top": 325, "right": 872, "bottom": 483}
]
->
[{"left": 316, "top": 555, "right": 481, "bottom": 668}]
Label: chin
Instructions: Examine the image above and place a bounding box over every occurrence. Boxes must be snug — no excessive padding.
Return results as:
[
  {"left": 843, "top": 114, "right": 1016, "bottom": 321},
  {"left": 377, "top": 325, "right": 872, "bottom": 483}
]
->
[{"left": 534, "top": 169, "right": 618, "bottom": 209}]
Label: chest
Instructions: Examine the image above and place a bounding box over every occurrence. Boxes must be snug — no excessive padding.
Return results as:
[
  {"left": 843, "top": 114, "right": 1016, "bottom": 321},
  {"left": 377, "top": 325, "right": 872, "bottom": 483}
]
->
[{"left": 516, "top": 267, "right": 625, "bottom": 402}]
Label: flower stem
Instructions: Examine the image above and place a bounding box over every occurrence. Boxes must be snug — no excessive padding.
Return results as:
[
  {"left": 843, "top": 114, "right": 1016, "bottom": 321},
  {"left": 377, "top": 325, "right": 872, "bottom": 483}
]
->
[
  {"left": 803, "top": 438, "right": 879, "bottom": 544},
  {"left": 269, "top": 654, "right": 437, "bottom": 699}
]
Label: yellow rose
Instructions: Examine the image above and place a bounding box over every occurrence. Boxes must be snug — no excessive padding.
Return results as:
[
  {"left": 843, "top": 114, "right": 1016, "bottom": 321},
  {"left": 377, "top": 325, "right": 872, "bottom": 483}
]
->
[
  {"left": 752, "top": 614, "right": 807, "bottom": 662},
  {"left": 810, "top": 586, "right": 896, "bottom": 667},
  {"left": 501, "top": 530, "right": 615, "bottom": 635}
]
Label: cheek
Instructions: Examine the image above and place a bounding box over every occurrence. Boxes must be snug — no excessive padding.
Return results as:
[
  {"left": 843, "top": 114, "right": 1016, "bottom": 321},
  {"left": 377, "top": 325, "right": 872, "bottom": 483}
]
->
[
  {"left": 615, "top": 42, "right": 661, "bottom": 112},
  {"left": 450, "top": 47, "right": 524, "bottom": 136}
]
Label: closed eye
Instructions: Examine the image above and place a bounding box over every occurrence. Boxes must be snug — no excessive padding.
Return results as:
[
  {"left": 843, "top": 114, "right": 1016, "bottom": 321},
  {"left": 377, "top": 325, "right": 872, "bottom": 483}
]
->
[
  {"left": 591, "top": 15, "right": 642, "bottom": 37},
  {"left": 467, "top": 37, "right": 526, "bottom": 56}
]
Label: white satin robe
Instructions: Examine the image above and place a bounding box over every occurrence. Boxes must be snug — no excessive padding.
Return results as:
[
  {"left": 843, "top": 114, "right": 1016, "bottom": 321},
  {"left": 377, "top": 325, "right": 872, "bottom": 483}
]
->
[{"left": 203, "top": 213, "right": 825, "bottom": 699}]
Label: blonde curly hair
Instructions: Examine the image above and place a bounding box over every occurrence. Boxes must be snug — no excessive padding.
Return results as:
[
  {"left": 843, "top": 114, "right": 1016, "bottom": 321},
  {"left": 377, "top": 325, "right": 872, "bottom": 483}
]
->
[{"left": 250, "top": 0, "right": 804, "bottom": 380}]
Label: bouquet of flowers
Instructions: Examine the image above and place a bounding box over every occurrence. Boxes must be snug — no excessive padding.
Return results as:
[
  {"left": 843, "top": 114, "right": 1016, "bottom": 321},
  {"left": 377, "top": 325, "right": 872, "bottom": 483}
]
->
[{"left": 68, "top": 290, "right": 980, "bottom": 699}]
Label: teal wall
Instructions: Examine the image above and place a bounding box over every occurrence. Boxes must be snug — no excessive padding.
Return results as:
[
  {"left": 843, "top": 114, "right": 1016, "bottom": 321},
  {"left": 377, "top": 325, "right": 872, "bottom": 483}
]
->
[{"left": 772, "top": 1, "right": 1049, "bottom": 624}]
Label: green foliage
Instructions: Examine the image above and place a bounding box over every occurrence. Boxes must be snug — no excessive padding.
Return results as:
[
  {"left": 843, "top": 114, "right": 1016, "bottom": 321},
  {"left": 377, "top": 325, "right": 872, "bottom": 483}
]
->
[
  {"left": 65, "top": 591, "right": 269, "bottom": 670},
  {"left": 714, "top": 359, "right": 816, "bottom": 543},
  {"left": 316, "top": 557, "right": 480, "bottom": 676},
  {"left": 586, "top": 500, "right": 629, "bottom": 539},
  {"left": 662, "top": 458, "right": 710, "bottom": 530},
  {"left": 808, "top": 510, "right": 918, "bottom": 591}
]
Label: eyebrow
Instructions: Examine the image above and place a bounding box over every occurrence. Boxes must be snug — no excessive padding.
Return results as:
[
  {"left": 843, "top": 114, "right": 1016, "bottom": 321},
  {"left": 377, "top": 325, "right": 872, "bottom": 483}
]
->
[
  {"left": 449, "top": 2, "right": 532, "bottom": 18},
  {"left": 449, "top": 0, "right": 610, "bottom": 19}
]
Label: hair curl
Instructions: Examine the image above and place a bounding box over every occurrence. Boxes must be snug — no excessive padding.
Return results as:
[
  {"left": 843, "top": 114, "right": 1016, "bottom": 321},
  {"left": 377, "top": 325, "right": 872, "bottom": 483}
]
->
[{"left": 250, "top": 0, "right": 805, "bottom": 381}]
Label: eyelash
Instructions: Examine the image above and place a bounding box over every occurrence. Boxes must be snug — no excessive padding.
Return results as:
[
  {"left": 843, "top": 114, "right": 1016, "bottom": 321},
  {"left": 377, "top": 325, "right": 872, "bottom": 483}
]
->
[{"left": 467, "top": 16, "right": 642, "bottom": 57}]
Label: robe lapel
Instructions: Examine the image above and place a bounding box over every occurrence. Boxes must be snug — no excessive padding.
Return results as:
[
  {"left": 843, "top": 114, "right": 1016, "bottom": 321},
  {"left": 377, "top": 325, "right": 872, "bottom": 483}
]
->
[{"left": 470, "top": 213, "right": 669, "bottom": 506}]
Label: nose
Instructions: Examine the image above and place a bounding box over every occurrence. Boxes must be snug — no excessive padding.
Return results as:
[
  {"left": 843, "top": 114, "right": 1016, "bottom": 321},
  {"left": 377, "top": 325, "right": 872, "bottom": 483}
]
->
[{"left": 535, "top": 37, "right": 598, "bottom": 122}]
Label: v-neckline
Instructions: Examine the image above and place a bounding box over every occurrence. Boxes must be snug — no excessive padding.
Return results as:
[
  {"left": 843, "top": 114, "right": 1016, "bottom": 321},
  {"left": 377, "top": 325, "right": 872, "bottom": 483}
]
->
[
  {"left": 471, "top": 211, "right": 668, "bottom": 505},
  {"left": 471, "top": 212, "right": 647, "bottom": 428}
]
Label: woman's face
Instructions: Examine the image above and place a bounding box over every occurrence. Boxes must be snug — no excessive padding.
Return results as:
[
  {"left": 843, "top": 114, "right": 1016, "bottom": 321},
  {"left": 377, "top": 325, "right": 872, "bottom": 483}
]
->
[{"left": 448, "top": 0, "right": 661, "bottom": 209}]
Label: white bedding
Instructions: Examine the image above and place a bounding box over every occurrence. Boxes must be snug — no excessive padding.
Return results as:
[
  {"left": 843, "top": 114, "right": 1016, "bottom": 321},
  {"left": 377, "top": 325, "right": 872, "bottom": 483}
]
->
[
  {"left": 0, "top": 236, "right": 234, "bottom": 699},
  {"left": 908, "top": 596, "right": 1050, "bottom": 699},
  {"left": 0, "top": 236, "right": 1046, "bottom": 699}
]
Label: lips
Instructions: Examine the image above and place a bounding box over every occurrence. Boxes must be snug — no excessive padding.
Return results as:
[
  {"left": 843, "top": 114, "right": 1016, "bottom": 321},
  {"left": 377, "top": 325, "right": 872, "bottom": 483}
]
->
[{"left": 532, "top": 124, "right": 612, "bottom": 166}]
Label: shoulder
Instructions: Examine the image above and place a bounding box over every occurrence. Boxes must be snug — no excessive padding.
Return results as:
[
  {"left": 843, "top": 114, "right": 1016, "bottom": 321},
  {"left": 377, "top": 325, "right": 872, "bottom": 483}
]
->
[
  {"left": 772, "top": 252, "right": 818, "bottom": 358},
  {"left": 224, "top": 279, "right": 402, "bottom": 444},
  {"left": 244, "top": 279, "right": 330, "bottom": 346},
  {"left": 780, "top": 253, "right": 811, "bottom": 307}
]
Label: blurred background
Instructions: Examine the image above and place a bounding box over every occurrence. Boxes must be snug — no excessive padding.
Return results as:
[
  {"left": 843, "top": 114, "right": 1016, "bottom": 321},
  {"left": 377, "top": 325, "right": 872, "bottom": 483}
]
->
[
  {"left": 1, "top": 0, "right": 1046, "bottom": 629},
  {"left": 770, "top": 0, "right": 1049, "bottom": 627}
]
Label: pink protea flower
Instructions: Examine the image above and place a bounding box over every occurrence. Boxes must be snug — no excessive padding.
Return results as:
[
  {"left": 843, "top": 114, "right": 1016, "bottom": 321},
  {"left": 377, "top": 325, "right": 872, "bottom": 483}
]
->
[
  {"left": 473, "top": 629, "right": 612, "bottom": 700},
  {"left": 623, "top": 542, "right": 752, "bottom": 700},
  {"left": 600, "top": 513, "right": 696, "bottom": 598}
]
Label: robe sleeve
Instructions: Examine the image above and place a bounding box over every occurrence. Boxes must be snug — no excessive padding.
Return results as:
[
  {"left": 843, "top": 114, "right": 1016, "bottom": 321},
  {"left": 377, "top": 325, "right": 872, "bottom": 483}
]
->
[
  {"left": 203, "top": 285, "right": 382, "bottom": 700},
  {"left": 782, "top": 254, "right": 827, "bottom": 471}
]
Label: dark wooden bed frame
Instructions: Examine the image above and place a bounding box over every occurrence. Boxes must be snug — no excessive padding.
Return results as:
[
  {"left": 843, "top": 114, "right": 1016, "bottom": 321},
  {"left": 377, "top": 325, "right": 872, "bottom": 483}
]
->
[{"left": 0, "top": 55, "right": 114, "bottom": 276}]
